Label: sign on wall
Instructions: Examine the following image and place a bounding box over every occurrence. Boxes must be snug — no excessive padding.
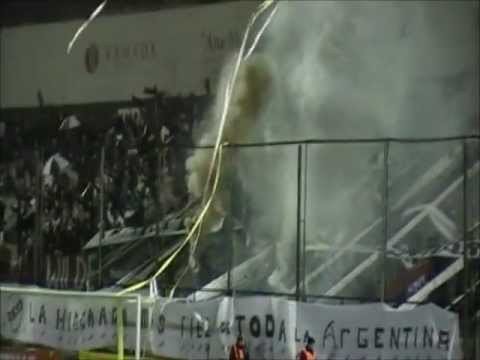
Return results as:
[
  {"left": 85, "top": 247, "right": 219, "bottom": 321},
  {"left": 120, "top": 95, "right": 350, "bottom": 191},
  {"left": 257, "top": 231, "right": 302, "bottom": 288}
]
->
[{"left": 0, "top": 2, "right": 257, "bottom": 108}]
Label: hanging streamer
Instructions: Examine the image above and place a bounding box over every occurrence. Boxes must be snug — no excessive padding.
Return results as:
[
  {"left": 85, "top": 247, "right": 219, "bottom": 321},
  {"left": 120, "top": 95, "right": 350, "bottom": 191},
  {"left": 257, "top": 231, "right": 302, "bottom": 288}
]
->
[
  {"left": 187, "top": 0, "right": 278, "bottom": 293},
  {"left": 117, "top": 143, "right": 226, "bottom": 296},
  {"left": 67, "top": 1, "right": 108, "bottom": 54},
  {"left": 117, "top": 0, "right": 278, "bottom": 298}
]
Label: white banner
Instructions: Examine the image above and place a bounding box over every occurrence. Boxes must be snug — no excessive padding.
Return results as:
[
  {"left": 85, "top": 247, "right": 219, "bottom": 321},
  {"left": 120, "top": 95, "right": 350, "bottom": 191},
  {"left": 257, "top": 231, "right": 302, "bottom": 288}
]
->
[
  {"left": 151, "top": 297, "right": 460, "bottom": 360},
  {"left": 0, "top": 2, "right": 257, "bottom": 107},
  {"left": 0, "top": 290, "right": 141, "bottom": 351},
  {"left": 1, "top": 291, "right": 461, "bottom": 359}
]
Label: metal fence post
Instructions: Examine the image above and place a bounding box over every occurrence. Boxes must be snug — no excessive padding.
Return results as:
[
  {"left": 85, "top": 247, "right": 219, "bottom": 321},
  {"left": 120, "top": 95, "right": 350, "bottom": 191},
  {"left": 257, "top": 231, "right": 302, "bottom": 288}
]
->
[
  {"left": 302, "top": 144, "right": 308, "bottom": 300},
  {"left": 381, "top": 141, "right": 390, "bottom": 303},
  {"left": 33, "top": 147, "right": 44, "bottom": 286},
  {"left": 98, "top": 146, "right": 105, "bottom": 289},
  {"left": 462, "top": 139, "right": 471, "bottom": 358},
  {"left": 477, "top": 137, "right": 480, "bottom": 360},
  {"left": 228, "top": 148, "right": 235, "bottom": 298},
  {"left": 296, "top": 144, "right": 303, "bottom": 301},
  {"left": 226, "top": 214, "right": 233, "bottom": 297},
  {"left": 135, "top": 295, "right": 142, "bottom": 360},
  {"left": 154, "top": 96, "right": 162, "bottom": 242}
]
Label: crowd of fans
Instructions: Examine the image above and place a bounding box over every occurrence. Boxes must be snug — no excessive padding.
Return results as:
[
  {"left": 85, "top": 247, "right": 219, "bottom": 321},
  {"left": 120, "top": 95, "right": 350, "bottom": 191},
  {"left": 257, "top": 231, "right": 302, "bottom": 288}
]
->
[{"left": 0, "top": 90, "right": 210, "bottom": 286}]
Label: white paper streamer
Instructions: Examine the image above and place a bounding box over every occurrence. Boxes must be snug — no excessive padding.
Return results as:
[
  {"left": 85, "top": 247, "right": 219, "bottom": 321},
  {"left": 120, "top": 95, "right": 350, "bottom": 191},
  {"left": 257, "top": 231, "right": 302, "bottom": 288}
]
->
[{"left": 67, "top": 1, "right": 107, "bottom": 54}]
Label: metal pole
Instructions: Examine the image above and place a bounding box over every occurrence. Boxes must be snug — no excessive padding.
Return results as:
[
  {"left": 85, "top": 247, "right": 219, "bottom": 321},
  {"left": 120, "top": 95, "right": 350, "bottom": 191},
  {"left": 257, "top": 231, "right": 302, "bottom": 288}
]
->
[
  {"left": 226, "top": 151, "right": 234, "bottom": 296},
  {"left": 39, "top": 149, "right": 44, "bottom": 285},
  {"left": 227, "top": 224, "right": 232, "bottom": 296},
  {"left": 462, "top": 139, "right": 471, "bottom": 358},
  {"left": 302, "top": 144, "right": 308, "bottom": 300},
  {"left": 116, "top": 300, "right": 125, "bottom": 360},
  {"left": 98, "top": 146, "right": 105, "bottom": 288},
  {"left": 154, "top": 96, "right": 161, "bottom": 238},
  {"left": 381, "top": 141, "right": 390, "bottom": 303},
  {"left": 33, "top": 148, "right": 43, "bottom": 285},
  {"left": 135, "top": 295, "right": 142, "bottom": 360},
  {"left": 477, "top": 136, "right": 480, "bottom": 360},
  {"left": 296, "top": 145, "right": 303, "bottom": 301}
]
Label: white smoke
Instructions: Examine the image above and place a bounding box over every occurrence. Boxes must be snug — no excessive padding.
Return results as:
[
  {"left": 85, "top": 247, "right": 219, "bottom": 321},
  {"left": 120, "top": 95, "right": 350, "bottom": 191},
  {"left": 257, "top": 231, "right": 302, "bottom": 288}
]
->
[{"left": 189, "top": 1, "right": 479, "bottom": 294}]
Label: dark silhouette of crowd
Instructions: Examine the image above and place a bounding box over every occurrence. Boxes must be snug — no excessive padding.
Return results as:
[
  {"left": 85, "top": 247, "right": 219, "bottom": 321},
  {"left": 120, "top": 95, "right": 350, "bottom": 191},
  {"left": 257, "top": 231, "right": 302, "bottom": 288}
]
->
[{"left": 0, "top": 89, "right": 210, "bottom": 286}]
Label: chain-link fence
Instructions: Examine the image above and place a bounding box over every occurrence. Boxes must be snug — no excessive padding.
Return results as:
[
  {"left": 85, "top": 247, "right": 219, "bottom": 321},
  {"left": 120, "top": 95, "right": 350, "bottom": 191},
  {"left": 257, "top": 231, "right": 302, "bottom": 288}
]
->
[{"left": 1, "top": 130, "right": 479, "bottom": 357}]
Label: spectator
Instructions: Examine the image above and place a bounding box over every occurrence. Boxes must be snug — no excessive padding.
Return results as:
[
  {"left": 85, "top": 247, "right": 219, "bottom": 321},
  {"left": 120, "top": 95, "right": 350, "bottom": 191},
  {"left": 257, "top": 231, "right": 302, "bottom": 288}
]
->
[
  {"left": 229, "top": 335, "right": 249, "bottom": 360},
  {"left": 0, "top": 89, "right": 207, "bottom": 288},
  {"left": 298, "top": 337, "right": 316, "bottom": 360}
]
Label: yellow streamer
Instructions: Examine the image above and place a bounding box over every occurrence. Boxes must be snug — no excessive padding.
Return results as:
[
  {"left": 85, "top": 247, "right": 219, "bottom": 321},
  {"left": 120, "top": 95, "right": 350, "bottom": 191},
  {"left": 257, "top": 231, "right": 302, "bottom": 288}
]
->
[
  {"left": 201, "top": 1, "right": 276, "bottom": 202},
  {"left": 117, "top": 145, "right": 225, "bottom": 296},
  {"left": 116, "top": 0, "right": 277, "bottom": 297},
  {"left": 189, "top": 1, "right": 278, "bottom": 280}
]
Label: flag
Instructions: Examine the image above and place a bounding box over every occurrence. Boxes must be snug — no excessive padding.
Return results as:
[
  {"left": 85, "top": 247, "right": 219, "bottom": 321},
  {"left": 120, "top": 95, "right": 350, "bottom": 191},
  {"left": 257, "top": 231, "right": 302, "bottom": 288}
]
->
[
  {"left": 59, "top": 115, "right": 81, "bottom": 130},
  {"left": 43, "top": 153, "right": 78, "bottom": 186}
]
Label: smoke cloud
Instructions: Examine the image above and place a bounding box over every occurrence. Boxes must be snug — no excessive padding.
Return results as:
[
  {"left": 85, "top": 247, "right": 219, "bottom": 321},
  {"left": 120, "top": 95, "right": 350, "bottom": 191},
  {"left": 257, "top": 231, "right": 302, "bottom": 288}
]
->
[{"left": 187, "top": 1, "right": 479, "bottom": 295}]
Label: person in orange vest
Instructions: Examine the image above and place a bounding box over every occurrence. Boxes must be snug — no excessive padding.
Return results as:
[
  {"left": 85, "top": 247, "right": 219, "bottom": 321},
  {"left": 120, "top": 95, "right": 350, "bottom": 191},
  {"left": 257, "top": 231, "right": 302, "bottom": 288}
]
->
[
  {"left": 298, "top": 336, "right": 316, "bottom": 360},
  {"left": 229, "top": 335, "right": 249, "bottom": 360}
]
